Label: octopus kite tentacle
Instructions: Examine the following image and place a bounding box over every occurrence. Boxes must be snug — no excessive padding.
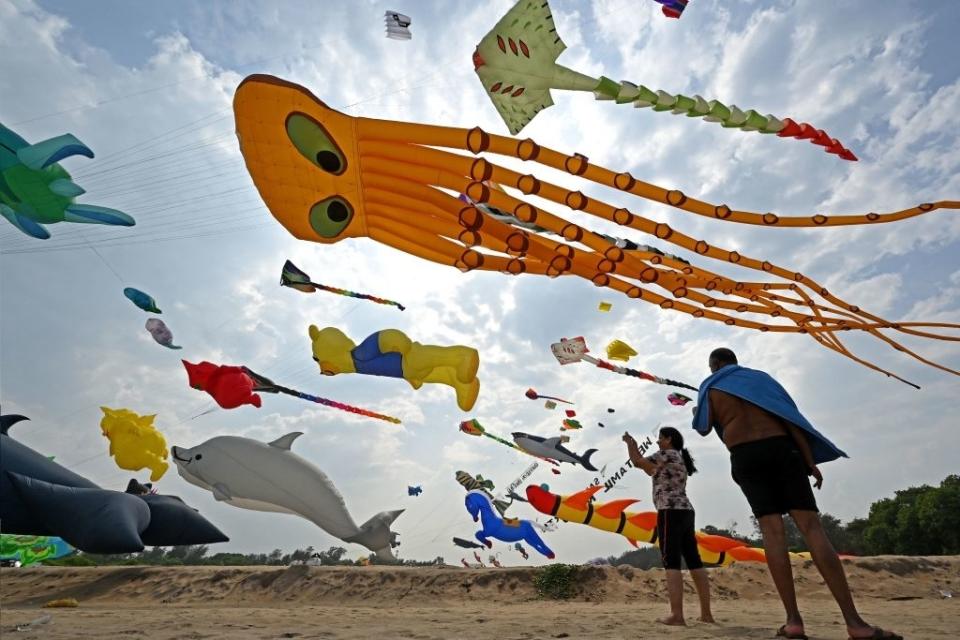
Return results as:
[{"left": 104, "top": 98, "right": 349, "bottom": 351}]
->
[
  {"left": 364, "top": 138, "right": 956, "bottom": 340},
  {"left": 364, "top": 165, "right": 952, "bottom": 384},
  {"left": 364, "top": 158, "right": 952, "bottom": 386},
  {"left": 232, "top": 74, "right": 960, "bottom": 387}
]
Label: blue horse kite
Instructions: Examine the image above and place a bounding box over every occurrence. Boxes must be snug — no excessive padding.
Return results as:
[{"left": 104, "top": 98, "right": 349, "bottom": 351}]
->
[{"left": 464, "top": 490, "right": 554, "bottom": 559}]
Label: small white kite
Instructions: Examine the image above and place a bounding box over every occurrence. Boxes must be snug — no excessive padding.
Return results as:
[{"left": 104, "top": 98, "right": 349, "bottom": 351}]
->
[{"left": 385, "top": 11, "right": 412, "bottom": 40}]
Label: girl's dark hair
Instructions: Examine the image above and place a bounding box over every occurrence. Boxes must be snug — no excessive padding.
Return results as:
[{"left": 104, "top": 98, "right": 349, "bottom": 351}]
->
[{"left": 660, "top": 426, "right": 697, "bottom": 475}]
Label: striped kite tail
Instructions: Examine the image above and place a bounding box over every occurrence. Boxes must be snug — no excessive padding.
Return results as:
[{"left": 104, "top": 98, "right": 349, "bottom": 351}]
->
[
  {"left": 657, "top": 377, "right": 699, "bottom": 392},
  {"left": 592, "top": 77, "right": 857, "bottom": 161},
  {"left": 313, "top": 282, "right": 406, "bottom": 310}
]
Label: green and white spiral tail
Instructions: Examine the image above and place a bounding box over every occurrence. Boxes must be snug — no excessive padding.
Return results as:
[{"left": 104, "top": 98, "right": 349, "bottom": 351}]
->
[{"left": 593, "top": 77, "right": 857, "bottom": 161}]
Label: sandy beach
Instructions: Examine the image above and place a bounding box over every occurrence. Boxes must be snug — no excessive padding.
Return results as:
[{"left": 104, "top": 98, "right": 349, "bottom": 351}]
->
[{"left": 1, "top": 556, "right": 956, "bottom": 639}]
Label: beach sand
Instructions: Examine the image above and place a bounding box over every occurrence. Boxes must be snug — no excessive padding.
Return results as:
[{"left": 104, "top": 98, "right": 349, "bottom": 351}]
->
[{"left": 1, "top": 556, "right": 956, "bottom": 639}]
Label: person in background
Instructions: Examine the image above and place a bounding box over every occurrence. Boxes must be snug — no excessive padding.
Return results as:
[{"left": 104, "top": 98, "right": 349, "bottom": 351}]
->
[
  {"left": 124, "top": 478, "right": 152, "bottom": 495},
  {"left": 624, "top": 426, "right": 714, "bottom": 626}
]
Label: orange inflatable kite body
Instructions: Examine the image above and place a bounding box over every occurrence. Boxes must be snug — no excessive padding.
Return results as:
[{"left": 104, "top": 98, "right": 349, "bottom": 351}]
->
[
  {"left": 526, "top": 484, "right": 656, "bottom": 545},
  {"left": 526, "top": 484, "right": 766, "bottom": 565},
  {"left": 234, "top": 74, "right": 959, "bottom": 387}
]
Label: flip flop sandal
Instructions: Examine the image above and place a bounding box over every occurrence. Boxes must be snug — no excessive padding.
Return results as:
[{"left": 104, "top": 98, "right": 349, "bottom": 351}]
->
[
  {"left": 848, "top": 629, "right": 904, "bottom": 640},
  {"left": 776, "top": 624, "right": 809, "bottom": 640}
]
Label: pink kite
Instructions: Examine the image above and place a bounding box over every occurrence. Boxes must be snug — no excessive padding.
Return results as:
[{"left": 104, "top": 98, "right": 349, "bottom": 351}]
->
[{"left": 525, "top": 388, "right": 573, "bottom": 404}]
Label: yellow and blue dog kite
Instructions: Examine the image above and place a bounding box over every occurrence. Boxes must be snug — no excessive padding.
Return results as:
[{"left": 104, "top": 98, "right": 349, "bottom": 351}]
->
[{"left": 308, "top": 326, "right": 480, "bottom": 411}]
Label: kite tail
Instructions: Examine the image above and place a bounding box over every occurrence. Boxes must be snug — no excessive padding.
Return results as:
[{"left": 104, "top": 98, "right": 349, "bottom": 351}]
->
[
  {"left": 594, "top": 358, "right": 698, "bottom": 391},
  {"left": 592, "top": 77, "right": 857, "bottom": 161},
  {"left": 655, "top": 377, "right": 699, "bottom": 392},
  {"left": 525, "top": 388, "right": 573, "bottom": 404},
  {"left": 485, "top": 433, "right": 519, "bottom": 449},
  {"left": 257, "top": 377, "right": 401, "bottom": 424},
  {"left": 282, "top": 388, "right": 402, "bottom": 424},
  {"left": 280, "top": 261, "right": 405, "bottom": 310},
  {"left": 243, "top": 366, "right": 400, "bottom": 423},
  {"left": 312, "top": 282, "right": 406, "bottom": 311}
]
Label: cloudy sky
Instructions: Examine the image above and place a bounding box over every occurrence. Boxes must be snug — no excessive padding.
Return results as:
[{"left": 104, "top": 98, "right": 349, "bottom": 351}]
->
[{"left": 1, "top": 0, "right": 958, "bottom": 564}]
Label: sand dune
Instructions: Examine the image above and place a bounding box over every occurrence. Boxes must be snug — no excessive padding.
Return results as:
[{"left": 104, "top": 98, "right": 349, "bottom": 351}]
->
[{"left": 1, "top": 556, "right": 956, "bottom": 639}]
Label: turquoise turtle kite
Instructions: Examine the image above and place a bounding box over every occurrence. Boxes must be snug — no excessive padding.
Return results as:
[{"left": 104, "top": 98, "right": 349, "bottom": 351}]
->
[
  {"left": 124, "top": 287, "right": 162, "bottom": 314},
  {"left": 0, "top": 123, "right": 135, "bottom": 239}
]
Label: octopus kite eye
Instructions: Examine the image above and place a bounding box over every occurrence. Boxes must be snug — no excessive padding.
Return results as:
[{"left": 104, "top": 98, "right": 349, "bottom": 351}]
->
[
  {"left": 310, "top": 197, "right": 353, "bottom": 238},
  {"left": 286, "top": 113, "right": 346, "bottom": 174}
]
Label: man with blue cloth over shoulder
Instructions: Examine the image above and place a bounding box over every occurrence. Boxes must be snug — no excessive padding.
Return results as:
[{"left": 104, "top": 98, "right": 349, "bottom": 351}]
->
[{"left": 693, "top": 348, "right": 902, "bottom": 640}]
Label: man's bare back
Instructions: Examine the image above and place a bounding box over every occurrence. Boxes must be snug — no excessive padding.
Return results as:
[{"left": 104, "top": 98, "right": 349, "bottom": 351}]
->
[{"left": 708, "top": 389, "right": 787, "bottom": 448}]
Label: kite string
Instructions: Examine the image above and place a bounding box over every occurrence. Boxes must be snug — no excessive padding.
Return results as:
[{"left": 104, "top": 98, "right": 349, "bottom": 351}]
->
[
  {"left": 398, "top": 495, "right": 452, "bottom": 543},
  {"left": 87, "top": 242, "right": 125, "bottom": 285},
  {"left": 400, "top": 516, "right": 466, "bottom": 555}
]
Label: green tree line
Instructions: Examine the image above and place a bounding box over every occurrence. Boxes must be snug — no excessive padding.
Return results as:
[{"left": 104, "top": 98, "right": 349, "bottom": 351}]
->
[
  {"left": 47, "top": 545, "right": 445, "bottom": 567},
  {"left": 607, "top": 474, "right": 958, "bottom": 567}
]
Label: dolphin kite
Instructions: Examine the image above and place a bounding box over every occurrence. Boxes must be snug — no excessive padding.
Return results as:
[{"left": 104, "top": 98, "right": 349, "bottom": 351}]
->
[
  {"left": 511, "top": 432, "right": 598, "bottom": 471},
  {"left": 172, "top": 432, "right": 403, "bottom": 560}
]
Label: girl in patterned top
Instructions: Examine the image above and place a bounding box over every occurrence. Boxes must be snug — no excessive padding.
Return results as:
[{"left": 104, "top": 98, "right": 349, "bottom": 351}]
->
[{"left": 624, "top": 426, "right": 714, "bottom": 626}]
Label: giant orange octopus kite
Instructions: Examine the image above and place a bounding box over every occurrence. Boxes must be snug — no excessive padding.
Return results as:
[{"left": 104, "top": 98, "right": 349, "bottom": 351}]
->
[{"left": 234, "top": 74, "right": 959, "bottom": 388}]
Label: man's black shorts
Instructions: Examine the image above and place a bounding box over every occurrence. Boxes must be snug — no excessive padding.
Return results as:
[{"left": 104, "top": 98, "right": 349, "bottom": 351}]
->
[{"left": 729, "top": 435, "right": 818, "bottom": 517}]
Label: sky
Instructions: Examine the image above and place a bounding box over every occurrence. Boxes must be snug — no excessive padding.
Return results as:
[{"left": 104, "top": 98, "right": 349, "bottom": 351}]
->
[{"left": 1, "top": 0, "right": 958, "bottom": 565}]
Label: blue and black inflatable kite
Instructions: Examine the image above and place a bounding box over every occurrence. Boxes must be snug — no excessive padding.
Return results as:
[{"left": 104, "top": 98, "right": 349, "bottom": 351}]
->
[{"left": 0, "top": 410, "right": 228, "bottom": 554}]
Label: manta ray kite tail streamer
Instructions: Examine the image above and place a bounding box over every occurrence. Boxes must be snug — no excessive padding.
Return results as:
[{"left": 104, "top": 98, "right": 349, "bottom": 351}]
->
[{"left": 232, "top": 74, "right": 960, "bottom": 387}]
